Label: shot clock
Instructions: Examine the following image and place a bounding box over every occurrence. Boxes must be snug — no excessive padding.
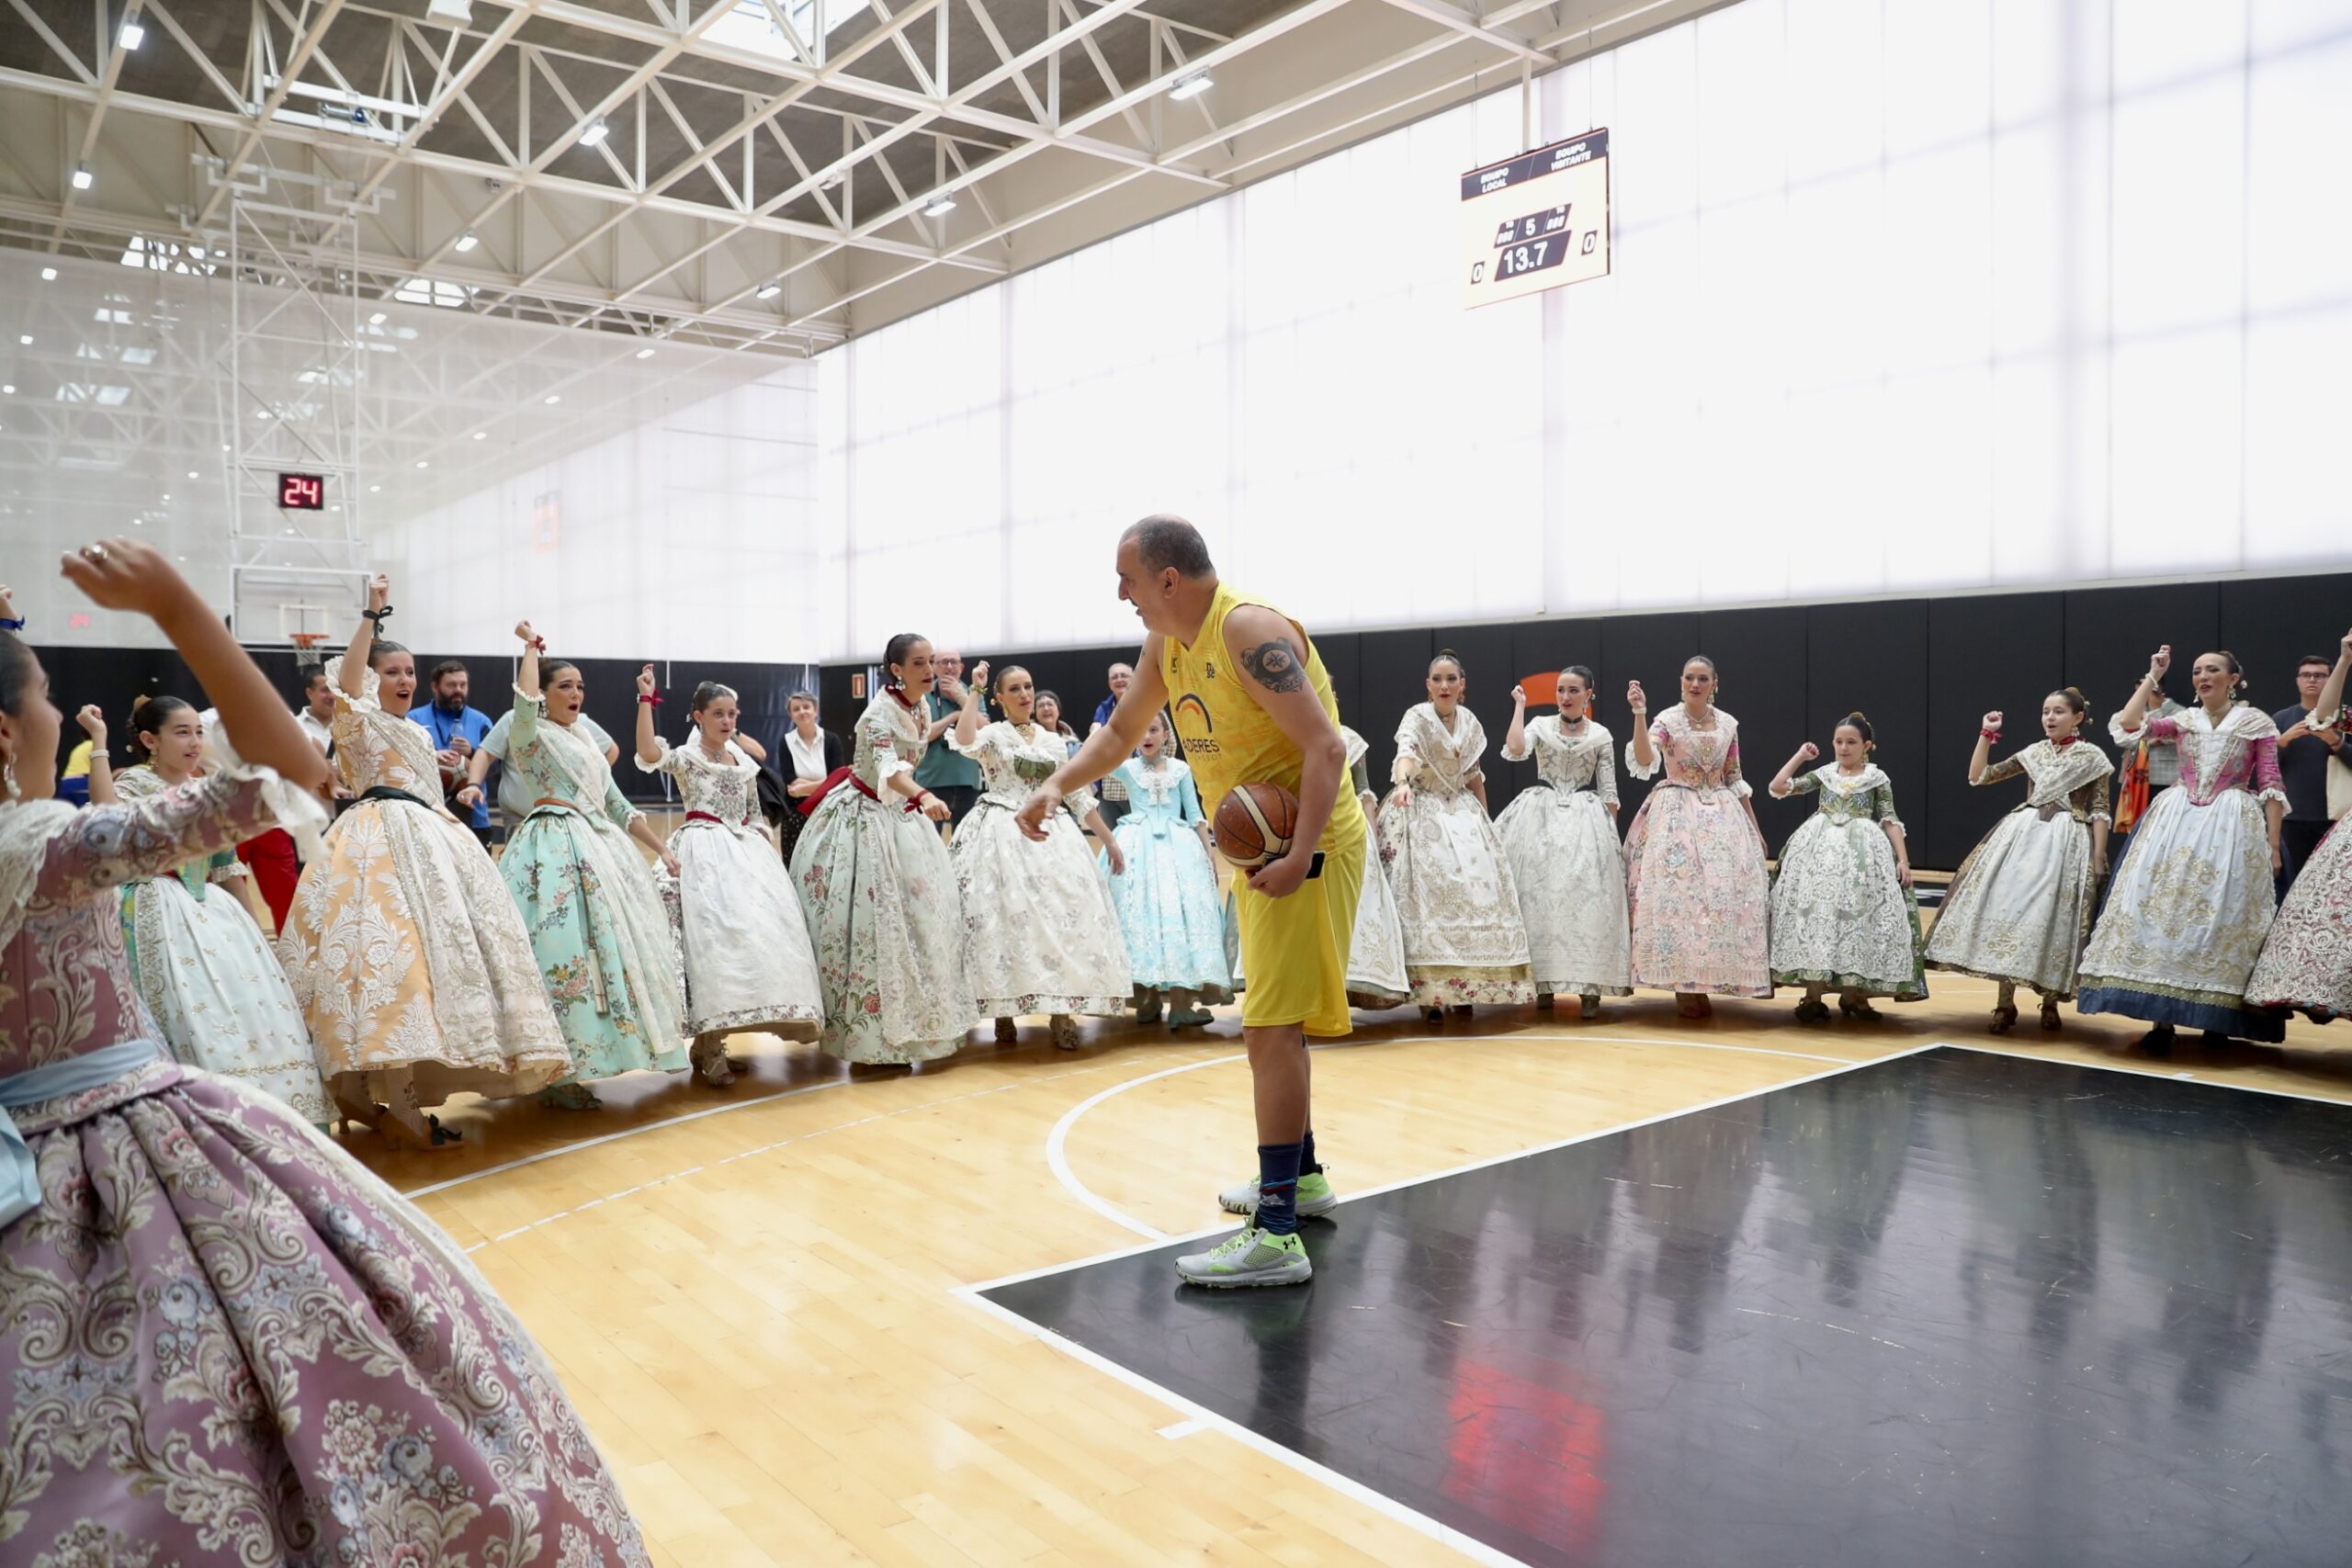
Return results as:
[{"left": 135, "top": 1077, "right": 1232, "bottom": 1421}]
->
[
  {"left": 1460, "top": 130, "right": 1611, "bottom": 309},
  {"left": 277, "top": 472, "right": 326, "bottom": 511}
]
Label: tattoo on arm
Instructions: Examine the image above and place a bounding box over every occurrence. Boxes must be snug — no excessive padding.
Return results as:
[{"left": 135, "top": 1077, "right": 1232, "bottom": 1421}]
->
[{"left": 1240, "top": 639, "right": 1306, "bottom": 694}]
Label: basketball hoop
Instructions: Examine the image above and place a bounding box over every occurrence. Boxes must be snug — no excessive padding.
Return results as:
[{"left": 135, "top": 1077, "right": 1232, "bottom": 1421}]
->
[{"left": 290, "top": 632, "right": 327, "bottom": 670}]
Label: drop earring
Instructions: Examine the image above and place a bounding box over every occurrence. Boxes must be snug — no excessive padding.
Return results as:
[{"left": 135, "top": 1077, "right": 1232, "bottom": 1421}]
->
[{"left": 3, "top": 758, "right": 18, "bottom": 801}]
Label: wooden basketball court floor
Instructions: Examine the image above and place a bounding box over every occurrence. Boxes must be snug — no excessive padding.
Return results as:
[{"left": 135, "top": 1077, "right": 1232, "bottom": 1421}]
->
[{"left": 344, "top": 962, "right": 2352, "bottom": 1568}]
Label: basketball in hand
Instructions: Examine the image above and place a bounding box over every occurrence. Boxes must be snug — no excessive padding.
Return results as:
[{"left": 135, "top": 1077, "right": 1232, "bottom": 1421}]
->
[{"left": 1214, "top": 781, "right": 1299, "bottom": 870}]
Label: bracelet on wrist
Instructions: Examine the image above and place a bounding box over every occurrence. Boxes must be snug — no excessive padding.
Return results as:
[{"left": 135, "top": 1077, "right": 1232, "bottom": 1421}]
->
[
  {"left": 0, "top": 616, "right": 24, "bottom": 631},
  {"left": 638, "top": 693, "right": 661, "bottom": 706},
  {"left": 361, "top": 605, "right": 393, "bottom": 626},
  {"left": 1980, "top": 728, "right": 2002, "bottom": 741}
]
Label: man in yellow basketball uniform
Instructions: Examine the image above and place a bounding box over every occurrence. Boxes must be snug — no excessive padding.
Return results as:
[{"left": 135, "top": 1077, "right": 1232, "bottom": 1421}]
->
[{"left": 1019, "top": 516, "right": 1364, "bottom": 1286}]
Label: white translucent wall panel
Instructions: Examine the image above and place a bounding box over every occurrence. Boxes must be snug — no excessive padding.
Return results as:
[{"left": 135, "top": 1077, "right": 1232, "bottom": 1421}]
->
[
  {"left": 397, "top": 362, "right": 820, "bottom": 660},
  {"left": 815, "top": 0, "right": 2352, "bottom": 660}
]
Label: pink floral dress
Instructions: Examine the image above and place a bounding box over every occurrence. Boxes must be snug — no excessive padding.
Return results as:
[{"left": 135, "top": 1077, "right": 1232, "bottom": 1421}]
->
[
  {"left": 1623, "top": 705, "right": 1772, "bottom": 997},
  {"left": 0, "top": 776, "right": 650, "bottom": 1566}
]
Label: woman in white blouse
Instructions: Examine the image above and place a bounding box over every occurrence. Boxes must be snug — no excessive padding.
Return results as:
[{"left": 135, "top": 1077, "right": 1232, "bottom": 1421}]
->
[{"left": 776, "top": 690, "right": 844, "bottom": 863}]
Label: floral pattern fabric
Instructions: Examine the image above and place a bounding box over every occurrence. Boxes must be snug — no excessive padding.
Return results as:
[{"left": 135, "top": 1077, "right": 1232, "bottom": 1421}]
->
[
  {"left": 1378, "top": 704, "right": 1534, "bottom": 1007},
  {"left": 1102, "top": 756, "right": 1232, "bottom": 1003},
  {"left": 1494, "top": 716, "right": 1631, "bottom": 998},
  {"left": 2247, "top": 816, "right": 2352, "bottom": 1017},
  {"left": 789, "top": 693, "right": 975, "bottom": 1064},
  {"left": 946, "top": 720, "right": 1132, "bottom": 1018},
  {"left": 2078, "top": 705, "right": 2287, "bottom": 1041},
  {"left": 640, "top": 737, "right": 822, "bottom": 1038},
  {"left": 498, "top": 691, "right": 687, "bottom": 1083},
  {"left": 1922, "top": 740, "right": 2113, "bottom": 999},
  {"left": 1766, "top": 765, "right": 1926, "bottom": 999},
  {"left": 277, "top": 663, "right": 571, "bottom": 1103},
  {"left": 108, "top": 767, "right": 331, "bottom": 1123},
  {"left": 0, "top": 777, "right": 649, "bottom": 1567},
  {"left": 1623, "top": 705, "right": 1771, "bottom": 997}
]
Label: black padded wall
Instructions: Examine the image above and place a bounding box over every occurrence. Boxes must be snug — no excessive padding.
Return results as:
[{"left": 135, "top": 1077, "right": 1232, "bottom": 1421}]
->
[{"left": 905, "top": 569, "right": 2350, "bottom": 870}]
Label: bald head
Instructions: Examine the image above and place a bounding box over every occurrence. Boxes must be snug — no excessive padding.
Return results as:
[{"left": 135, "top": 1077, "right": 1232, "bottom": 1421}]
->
[{"left": 1120, "top": 515, "right": 1215, "bottom": 580}]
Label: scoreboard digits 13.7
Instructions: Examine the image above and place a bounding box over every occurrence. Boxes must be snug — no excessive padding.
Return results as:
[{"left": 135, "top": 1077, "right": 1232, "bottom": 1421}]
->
[{"left": 1460, "top": 130, "right": 1611, "bottom": 310}]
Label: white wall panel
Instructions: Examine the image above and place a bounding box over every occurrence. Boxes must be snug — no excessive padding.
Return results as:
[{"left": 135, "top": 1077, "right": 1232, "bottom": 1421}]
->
[{"left": 811, "top": 0, "right": 2352, "bottom": 660}]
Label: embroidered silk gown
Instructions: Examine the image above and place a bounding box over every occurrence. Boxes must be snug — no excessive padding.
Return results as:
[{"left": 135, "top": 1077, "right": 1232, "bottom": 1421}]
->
[
  {"left": 1765, "top": 764, "right": 1926, "bottom": 1000},
  {"left": 0, "top": 774, "right": 650, "bottom": 1567},
  {"left": 277, "top": 661, "right": 571, "bottom": 1102},
  {"left": 1922, "top": 739, "right": 2113, "bottom": 999},
  {"left": 498, "top": 690, "right": 689, "bottom": 1082},
  {"left": 640, "top": 736, "right": 823, "bottom": 1040},
  {"left": 1378, "top": 703, "right": 1535, "bottom": 1008},
  {"left": 1623, "top": 705, "right": 1772, "bottom": 997},
  {"left": 1103, "top": 754, "right": 1233, "bottom": 1007},
  {"left": 111, "top": 765, "right": 331, "bottom": 1125},
  {"left": 2077, "top": 705, "right": 2288, "bottom": 1041},
  {"left": 2248, "top": 821, "right": 2352, "bottom": 1020},
  {"left": 947, "top": 720, "right": 1133, "bottom": 1020},
  {"left": 1494, "top": 715, "right": 1632, "bottom": 1000},
  {"left": 789, "top": 691, "right": 975, "bottom": 1064}
]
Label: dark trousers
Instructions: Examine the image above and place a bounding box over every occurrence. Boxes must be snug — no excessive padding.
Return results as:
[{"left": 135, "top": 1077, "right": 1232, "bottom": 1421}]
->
[
  {"left": 931, "top": 784, "right": 978, "bottom": 836},
  {"left": 2278, "top": 817, "right": 2331, "bottom": 901}
]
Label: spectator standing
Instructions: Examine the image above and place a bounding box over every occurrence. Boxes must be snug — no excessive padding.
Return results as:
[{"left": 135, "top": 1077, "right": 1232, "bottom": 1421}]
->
[
  {"left": 2276, "top": 650, "right": 2346, "bottom": 897},
  {"left": 412, "top": 660, "right": 497, "bottom": 846}
]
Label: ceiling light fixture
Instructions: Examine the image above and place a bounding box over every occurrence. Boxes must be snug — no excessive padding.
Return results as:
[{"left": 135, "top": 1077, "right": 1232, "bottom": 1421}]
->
[
  {"left": 1168, "top": 70, "right": 1213, "bottom": 101},
  {"left": 119, "top": 16, "right": 144, "bottom": 49},
  {"left": 820, "top": 171, "right": 846, "bottom": 190},
  {"left": 71, "top": 164, "right": 93, "bottom": 191},
  {"left": 921, "top": 193, "right": 956, "bottom": 218},
  {"left": 634, "top": 346, "right": 654, "bottom": 360},
  {"left": 543, "top": 394, "right": 560, "bottom": 404},
  {"left": 755, "top": 281, "right": 782, "bottom": 299},
  {"left": 415, "top": 459, "right": 428, "bottom": 468},
  {"left": 454, "top": 229, "right": 479, "bottom": 253},
  {"left": 579, "top": 118, "right": 610, "bottom": 148},
  {"left": 17, "top": 336, "right": 30, "bottom": 346},
  {"left": 368, "top": 310, "right": 386, "bottom": 325},
  {"left": 369, "top": 483, "right": 381, "bottom": 492},
  {"left": 425, "top": 0, "right": 473, "bottom": 21},
  {"left": 40, "top": 266, "right": 57, "bottom": 281},
  {"left": 187, "top": 468, "right": 198, "bottom": 478},
  {"left": 471, "top": 430, "right": 487, "bottom": 440}
]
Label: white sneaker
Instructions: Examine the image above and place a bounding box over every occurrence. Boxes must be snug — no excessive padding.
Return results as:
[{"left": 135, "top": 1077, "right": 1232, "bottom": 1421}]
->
[
  {"left": 1175, "top": 1225, "right": 1311, "bottom": 1288},
  {"left": 1216, "top": 1169, "right": 1337, "bottom": 1218}
]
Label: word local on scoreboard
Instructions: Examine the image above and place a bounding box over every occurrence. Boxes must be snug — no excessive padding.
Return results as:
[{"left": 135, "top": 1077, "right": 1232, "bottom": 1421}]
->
[{"left": 1459, "top": 129, "right": 1611, "bottom": 310}]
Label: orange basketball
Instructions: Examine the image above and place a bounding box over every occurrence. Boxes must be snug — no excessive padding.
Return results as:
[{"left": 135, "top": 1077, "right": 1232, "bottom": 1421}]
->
[{"left": 1214, "top": 781, "right": 1299, "bottom": 870}]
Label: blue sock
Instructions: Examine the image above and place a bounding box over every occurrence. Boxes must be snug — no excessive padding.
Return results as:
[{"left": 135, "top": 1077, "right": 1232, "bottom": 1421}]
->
[
  {"left": 1256, "top": 1142, "right": 1305, "bottom": 1235},
  {"left": 1300, "top": 1128, "right": 1320, "bottom": 1177}
]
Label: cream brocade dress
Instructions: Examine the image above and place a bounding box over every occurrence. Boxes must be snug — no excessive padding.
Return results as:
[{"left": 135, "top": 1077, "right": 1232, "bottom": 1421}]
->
[
  {"left": 1378, "top": 703, "right": 1535, "bottom": 1008},
  {"left": 1494, "top": 715, "right": 1632, "bottom": 999},
  {"left": 1922, "top": 739, "right": 2112, "bottom": 1000},
  {"left": 277, "top": 660, "right": 572, "bottom": 1102}
]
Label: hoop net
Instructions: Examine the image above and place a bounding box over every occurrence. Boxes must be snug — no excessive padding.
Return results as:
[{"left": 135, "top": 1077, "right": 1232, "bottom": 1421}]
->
[{"left": 290, "top": 632, "right": 328, "bottom": 670}]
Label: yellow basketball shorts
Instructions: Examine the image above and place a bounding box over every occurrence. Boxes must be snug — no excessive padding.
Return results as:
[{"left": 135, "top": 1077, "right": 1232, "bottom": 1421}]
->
[{"left": 1234, "top": 828, "right": 1363, "bottom": 1039}]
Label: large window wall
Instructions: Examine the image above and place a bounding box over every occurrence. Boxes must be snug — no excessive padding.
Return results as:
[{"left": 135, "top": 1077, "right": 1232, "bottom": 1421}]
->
[{"left": 816, "top": 0, "right": 2352, "bottom": 663}]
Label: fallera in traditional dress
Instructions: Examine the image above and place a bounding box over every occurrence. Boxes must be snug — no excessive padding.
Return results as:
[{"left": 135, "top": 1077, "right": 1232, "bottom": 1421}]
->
[
  {"left": 0, "top": 764, "right": 650, "bottom": 1567},
  {"left": 2077, "top": 705, "right": 2288, "bottom": 1042},
  {"left": 1766, "top": 764, "right": 1926, "bottom": 1000},
  {"left": 499, "top": 688, "right": 689, "bottom": 1083},
  {"left": 1378, "top": 702, "right": 1534, "bottom": 1008},
  {"left": 277, "top": 660, "right": 572, "bottom": 1103},
  {"left": 948, "top": 719, "right": 1133, "bottom": 1019},
  {"left": 640, "top": 736, "right": 823, "bottom": 1041},
  {"left": 1224, "top": 728, "right": 1409, "bottom": 1010},
  {"left": 2248, "top": 812, "right": 2352, "bottom": 1021},
  {"left": 790, "top": 690, "right": 975, "bottom": 1064},
  {"left": 111, "top": 764, "right": 331, "bottom": 1125},
  {"left": 1922, "top": 738, "right": 2112, "bottom": 1000},
  {"left": 1495, "top": 714, "right": 1632, "bottom": 1000},
  {"left": 1623, "top": 705, "right": 1771, "bottom": 997},
  {"left": 1102, "top": 753, "right": 1232, "bottom": 1005}
]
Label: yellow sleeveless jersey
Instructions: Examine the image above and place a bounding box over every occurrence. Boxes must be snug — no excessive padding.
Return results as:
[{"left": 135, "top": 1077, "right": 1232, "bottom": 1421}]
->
[{"left": 1159, "top": 581, "right": 1366, "bottom": 856}]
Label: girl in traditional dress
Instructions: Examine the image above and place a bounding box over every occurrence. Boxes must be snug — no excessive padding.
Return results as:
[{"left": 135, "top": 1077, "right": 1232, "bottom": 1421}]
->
[
  {"left": 277, "top": 575, "right": 571, "bottom": 1145},
  {"left": 2246, "top": 630, "right": 2351, "bottom": 1022},
  {"left": 1923, "top": 688, "right": 2113, "bottom": 1032},
  {"left": 2078, "top": 646, "right": 2289, "bottom": 1053},
  {"left": 1106, "top": 709, "right": 1230, "bottom": 1026},
  {"left": 98, "top": 696, "right": 331, "bottom": 1127},
  {"left": 1497, "top": 667, "right": 1631, "bottom": 1017},
  {"left": 946, "top": 664, "right": 1133, "bottom": 1049},
  {"left": 0, "top": 547, "right": 650, "bottom": 1566},
  {"left": 501, "top": 621, "right": 689, "bottom": 1106},
  {"left": 1222, "top": 722, "right": 1412, "bottom": 1013},
  {"left": 791, "top": 633, "right": 975, "bottom": 1066},
  {"left": 1382, "top": 650, "right": 1535, "bottom": 1020},
  {"left": 1623, "top": 657, "right": 1772, "bottom": 1014},
  {"left": 1765, "top": 713, "right": 1926, "bottom": 1020},
  {"left": 636, "top": 667, "right": 824, "bottom": 1083}
]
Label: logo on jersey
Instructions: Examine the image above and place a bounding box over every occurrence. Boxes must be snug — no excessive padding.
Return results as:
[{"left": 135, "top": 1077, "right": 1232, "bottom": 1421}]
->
[
  {"left": 1170, "top": 692, "right": 1222, "bottom": 756},
  {"left": 1174, "top": 693, "right": 1214, "bottom": 734}
]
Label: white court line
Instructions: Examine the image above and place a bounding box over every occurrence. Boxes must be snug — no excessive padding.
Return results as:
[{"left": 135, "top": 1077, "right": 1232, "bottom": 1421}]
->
[
  {"left": 1943, "top": 1040, "right": 2352, "bottom": 1105},
  {"left": 1012, "top": 1037, "right": 1942, "bottom": 1291},
  {"left": 952, "top": 1285, "right": 1538, "bottom": 1568}
]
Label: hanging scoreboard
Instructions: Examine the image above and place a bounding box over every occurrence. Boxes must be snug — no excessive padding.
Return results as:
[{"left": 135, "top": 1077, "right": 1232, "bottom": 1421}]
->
[{"left": 1460, "top": 129, "right": 1610, "bottom": 309}]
